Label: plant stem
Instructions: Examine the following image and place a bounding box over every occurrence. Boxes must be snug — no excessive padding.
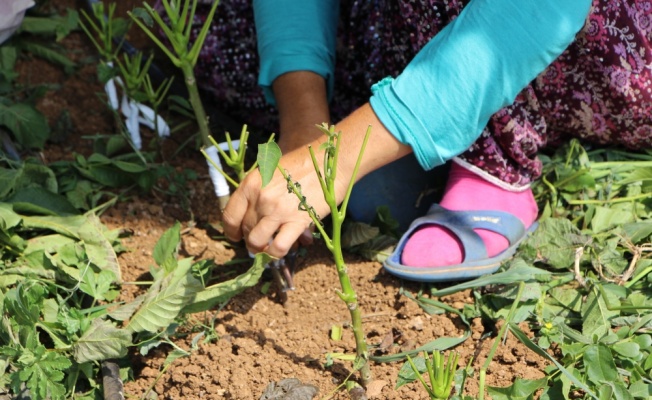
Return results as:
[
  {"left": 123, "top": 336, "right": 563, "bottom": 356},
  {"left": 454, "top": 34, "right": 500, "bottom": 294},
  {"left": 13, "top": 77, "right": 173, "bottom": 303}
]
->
[
  {"left": 567, "top": 192, "right": 652, "bottom": 205},
  {"left": 478, "top": 281, "right": 525, "bottom": 400},
  {"left": 326, "top": 126, "right": 373, "bottom": 386},
  {"left": 331, "top": 210, "right": 372, "bottom": 385},
  {"left": 180, "top": 64, "right": 211, "bottom": 147}
]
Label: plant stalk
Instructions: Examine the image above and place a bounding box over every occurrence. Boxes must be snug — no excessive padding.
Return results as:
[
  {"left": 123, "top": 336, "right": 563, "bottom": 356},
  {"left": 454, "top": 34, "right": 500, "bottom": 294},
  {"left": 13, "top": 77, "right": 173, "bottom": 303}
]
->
[
  {"left": 331, "top": 211, "right": 372, "bottom": 386},
  {"left": 180, "top": 64, "right": 211, "bottom": 148},
  {"left": 325, "top": 126, "right": 373, "bottom": 386},
  {"left": 478, "top": 281, "right": 525, "bottom": 400}
]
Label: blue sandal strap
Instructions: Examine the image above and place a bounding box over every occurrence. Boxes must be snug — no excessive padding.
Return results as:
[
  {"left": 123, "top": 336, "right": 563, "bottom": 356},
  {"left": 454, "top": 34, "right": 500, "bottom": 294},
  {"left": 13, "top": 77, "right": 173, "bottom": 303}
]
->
[{"left": 399, "top": 204, "right": 526, "bottom": 263}]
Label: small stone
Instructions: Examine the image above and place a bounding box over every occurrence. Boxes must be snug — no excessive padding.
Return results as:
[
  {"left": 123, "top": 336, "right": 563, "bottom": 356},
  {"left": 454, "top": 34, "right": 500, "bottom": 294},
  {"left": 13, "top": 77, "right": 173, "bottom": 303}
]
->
[
  {"left": 411, "top": 316, "right": 424, "bottom": 331},
  {"left": 365, "top": 380, "right": 387, "bottom": 398}
]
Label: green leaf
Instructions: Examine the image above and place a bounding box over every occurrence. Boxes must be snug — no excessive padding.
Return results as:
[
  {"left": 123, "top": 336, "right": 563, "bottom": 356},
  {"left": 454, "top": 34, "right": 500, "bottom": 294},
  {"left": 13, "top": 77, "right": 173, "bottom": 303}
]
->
[
  {"left": 78, "top": 213, "right": 121, "bottom": 280},
  {"left": 395, "top": 356, "right": 426, "bottom": 389},
  {"left": 65, "top": 180, "right": 94, "bottom": 210},
  {"left": 0, "top": 103, "right": 50, "bottom": 149},
  {"left": 549, "top": 286, "right": 582, "bottom": 312},
  {"left": 15, "top": 163, "right": 58, "bottom": 193},
  {"left": 163, "top": 348, "right": 189, "bottom": 367},
  {"left": 330, "top": 324, "right": 343, "bottom": 341},
  {"left": 257, "top": 142, "right": 281, "bottom": 188},
  {"left": 152, "top": 222, "right": 181, "bottom": 273},
  {"left": 181, "top": 253, "right": 271, "bottom": 314},
  {"left": 611, "top": 341, "right": 640, "bottom": 359},
  {"left": 8, "top": 187, "right": 79, "bottom": 216},
  {"left": 539, "top": 378, "right": 568, "bottom": 400},
  {"left": 127, "top": 262, "right": 203, "bottom": 333},
  {"left": 0, "top": 169, "right": 20, "bottom": 198},
  {"left": 591, "top": 206, "right": 636, "bottom": 233},
  {"left": 0, "top": 45, "right": 18, "bottom": 82},
  {"left": 629, "top": 380, "right": 652, "bottom": 398},
  {"left": 354, "top": 234, "right": 397, "bottom": 262},
  {"left": 584, "top": 344, "right": 618, "bottom": 384},
  {"left": 633, "top": 334, "right": 652, "bottom": 349},
  {"left": 20, "top": 214, "right": 83, "bottom": 238},
  {"left": 131, "top": 7, "right": 153, "bottom": 27},
  {"left": 621, "top": 221, "right": 652, "bottom": 243},
  {"left": 113, "top": 160, "right": 149, "bottom": 173},
  {"left": 508, "top": 323, "right": 598, "bottom": 399},
  {"left": 14, "top": 346, "right": 71, "bottom": 400},
  {"left": 72, "top": 319, "right": 131, "bottom": 363},
  {"left": 342, "top": 221, "right": 379, "bottom": 248},
  {"left": 108, "top": 295, "right": 145, "bottom": 322},
  {"left": 581, "top": 287, "right": 619, "bottom": 339},
  {"left": 597, "top": 381, "right": 633, "bottom": 400},
  {"left": 487, "top": 377, "right": 547, "bottom": 400},
  {"left": 4, "top": 283, "right": 44, "bottom": 327},
  {"left": 19, "top": 41, "right": 75, "bottom": 70},
  {"left": 0, "top": 203, "right": 21, "bottom": 230},
  {"left": 79, "top": 269, "right": 115, "bottom": 301},
  {"left": 373, "top": 205, "right": 400, "bottom": 236},
  {"left": 20, "top": 12, "right": 79, "bottom": 40},
  {"left": 431, "top": 259, "right": 551, "bottom": 297},
  {"left": 521, "top": 218, "right": 591, "bottom": 269}
]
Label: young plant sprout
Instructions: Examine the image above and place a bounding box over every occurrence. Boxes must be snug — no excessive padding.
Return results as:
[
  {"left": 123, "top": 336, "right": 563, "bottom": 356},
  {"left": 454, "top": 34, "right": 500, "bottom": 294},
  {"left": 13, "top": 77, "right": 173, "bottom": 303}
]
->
[
  {"left": 128, "top": 0, "right": 218, "bottom": 149},
  {"left": 406, "top": 350, "right": 459, "bottom": 400},
  {"left": 258, "top": 123, "right": 374, "bottom": 386},
  {"left": 129, "top": 0, "right": 228, "bottom": 205},
  {"left": 81, "top": 2, "right": 171, "bottom": 151}
]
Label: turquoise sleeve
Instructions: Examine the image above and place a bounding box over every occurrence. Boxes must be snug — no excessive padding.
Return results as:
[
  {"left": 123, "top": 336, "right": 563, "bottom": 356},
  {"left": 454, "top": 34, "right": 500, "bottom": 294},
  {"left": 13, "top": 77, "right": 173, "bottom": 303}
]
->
[
  {"left": 369, "top": 0, "right": 592, "bottom": 170},
  {"left": 253, "top": 0, "right": 339, "bottom": 105}
]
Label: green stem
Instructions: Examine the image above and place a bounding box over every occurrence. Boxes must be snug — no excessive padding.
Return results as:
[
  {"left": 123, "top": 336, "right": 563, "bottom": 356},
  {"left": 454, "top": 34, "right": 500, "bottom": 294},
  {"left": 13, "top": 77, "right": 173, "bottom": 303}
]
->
[
  {"left": 339, "top": 126, "right": 371, "bottom": 217},
  {"left": 331, "top": 211, "right": 372, "bottom": 386},
  {"left": 180, "top": 63, "right": 211, "bottom": 147},
  {"left": 589, "top": 160, "right": 652, "bottom": 169},
  {"left": 478, "top": 282, "right": 525, "bottom": 400},
  {"left": 626, "top": 265, "right": 652, "bottom": 288},
  {"left": 566, "top": 192, "right": 652, "bottom": 205},
  {"left": 325, "top": 129, "right": 373, "bottom": 386}
]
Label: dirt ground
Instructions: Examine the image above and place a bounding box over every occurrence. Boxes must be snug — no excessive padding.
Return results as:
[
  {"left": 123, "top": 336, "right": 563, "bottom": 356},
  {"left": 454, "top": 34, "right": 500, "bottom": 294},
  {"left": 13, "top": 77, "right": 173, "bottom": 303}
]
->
[{"left": 19, "top": 1, "right": 550, "bottom": 399}]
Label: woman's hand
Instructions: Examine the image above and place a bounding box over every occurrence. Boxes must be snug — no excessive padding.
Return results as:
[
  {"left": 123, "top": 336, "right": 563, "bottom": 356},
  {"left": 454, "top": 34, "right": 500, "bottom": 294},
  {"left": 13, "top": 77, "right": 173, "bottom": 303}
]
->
[
  {"left": 222, "top": 141, "right": 335, "bottom": 258},
  {"left": 222, "top": 104, "right": 413, "bottom": 258}
]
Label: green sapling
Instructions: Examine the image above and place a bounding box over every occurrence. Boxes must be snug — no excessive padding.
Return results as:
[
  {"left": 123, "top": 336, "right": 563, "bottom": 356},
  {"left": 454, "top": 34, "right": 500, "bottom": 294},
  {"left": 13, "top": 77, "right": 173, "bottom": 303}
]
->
[{"left": 258, "top": 123, "right": 374, "bottom": 386}]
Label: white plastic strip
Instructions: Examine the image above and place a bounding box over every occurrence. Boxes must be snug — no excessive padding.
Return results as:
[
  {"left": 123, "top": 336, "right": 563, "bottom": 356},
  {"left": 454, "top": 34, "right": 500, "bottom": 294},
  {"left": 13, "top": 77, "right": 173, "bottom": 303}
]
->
[
  {"left": 121, "top": 96, "right": 142, "bottom": 149},
  {"left": 204, "top": 145, "right": 231, "bottom": 197},
  {"left": 103, "top": 63, "right": 171, "bottom": 146},
  {"left": 136, "top": 103, "right": 170, "bottom": 138},
  {"left": 218, "top": 140, "right": 240, "bottom": 152}
]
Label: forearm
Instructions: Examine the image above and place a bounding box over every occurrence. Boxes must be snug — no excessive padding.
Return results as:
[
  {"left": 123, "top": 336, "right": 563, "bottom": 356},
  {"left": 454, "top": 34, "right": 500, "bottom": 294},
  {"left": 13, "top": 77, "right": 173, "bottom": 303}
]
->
[
  {"left": 273, "top": 71, "right": 330, "bottom": 153},
  {"left": 222, "top": 102, "right": 411, "bottom": 257},
  {"left": 280, "top": 103, "right": 412, "bottom": 215}
]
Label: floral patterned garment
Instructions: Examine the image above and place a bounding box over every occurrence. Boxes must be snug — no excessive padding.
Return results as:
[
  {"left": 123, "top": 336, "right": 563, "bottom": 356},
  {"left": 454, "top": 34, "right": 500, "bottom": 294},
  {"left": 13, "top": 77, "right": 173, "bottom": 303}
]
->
[{"left": 191, "top": 0, "right": 652, "bottom": 186}]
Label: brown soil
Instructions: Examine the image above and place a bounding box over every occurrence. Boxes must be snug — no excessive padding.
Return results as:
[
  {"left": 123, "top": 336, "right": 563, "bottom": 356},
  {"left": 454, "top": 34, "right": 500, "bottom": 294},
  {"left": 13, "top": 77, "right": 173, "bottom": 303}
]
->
[{"left": 18, "top": 1, "right": 549, "bottom": 399}]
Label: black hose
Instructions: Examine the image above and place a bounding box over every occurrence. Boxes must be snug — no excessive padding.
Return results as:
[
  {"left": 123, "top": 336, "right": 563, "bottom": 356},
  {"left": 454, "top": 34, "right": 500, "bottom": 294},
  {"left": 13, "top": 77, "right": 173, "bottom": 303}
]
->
[{"left": 101, "top": 360, "right": 125, "bottom": 400}]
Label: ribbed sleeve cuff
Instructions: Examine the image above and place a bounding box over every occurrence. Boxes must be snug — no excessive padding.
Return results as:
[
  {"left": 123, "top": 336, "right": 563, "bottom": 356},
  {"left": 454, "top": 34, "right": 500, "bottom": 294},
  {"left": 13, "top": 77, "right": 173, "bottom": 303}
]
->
[
  {"left": 258, "top": 55, "right": 334, "bottom": 106},
  {"left": 370, "top": 77, "right": 444, "bottom": 170}
]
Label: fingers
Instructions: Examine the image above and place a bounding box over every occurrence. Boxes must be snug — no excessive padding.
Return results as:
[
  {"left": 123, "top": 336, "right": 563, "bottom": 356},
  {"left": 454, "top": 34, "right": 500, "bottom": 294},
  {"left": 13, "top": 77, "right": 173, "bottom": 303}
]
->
[
  {"left": 221, "top": 189, "right": 248, "bottom": 242},
  {"left": 267, "top": 222, "right": 309, "bottom": 258},
  {"left": 246, "top": 215, "right": 309, "bottom": 258},
  {"left": 245, "top": 215, "right": 281, "bottom": 253}
]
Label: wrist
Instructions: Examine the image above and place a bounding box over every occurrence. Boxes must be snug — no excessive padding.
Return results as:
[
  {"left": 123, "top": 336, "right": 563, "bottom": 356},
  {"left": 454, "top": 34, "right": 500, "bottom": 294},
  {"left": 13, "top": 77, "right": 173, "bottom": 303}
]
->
[{"left": 273, "top": 71, "right": 330, "bottom": 153}]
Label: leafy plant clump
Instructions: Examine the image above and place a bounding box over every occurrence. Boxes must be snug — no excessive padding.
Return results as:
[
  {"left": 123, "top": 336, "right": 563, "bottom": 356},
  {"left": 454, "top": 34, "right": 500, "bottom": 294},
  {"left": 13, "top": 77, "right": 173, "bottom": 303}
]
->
[
  {"left": 399, "top": 140, "right": 652, "bottom": 399},
  {"left": 0, "top": 210, "right": 269, "bottom": 399}
]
